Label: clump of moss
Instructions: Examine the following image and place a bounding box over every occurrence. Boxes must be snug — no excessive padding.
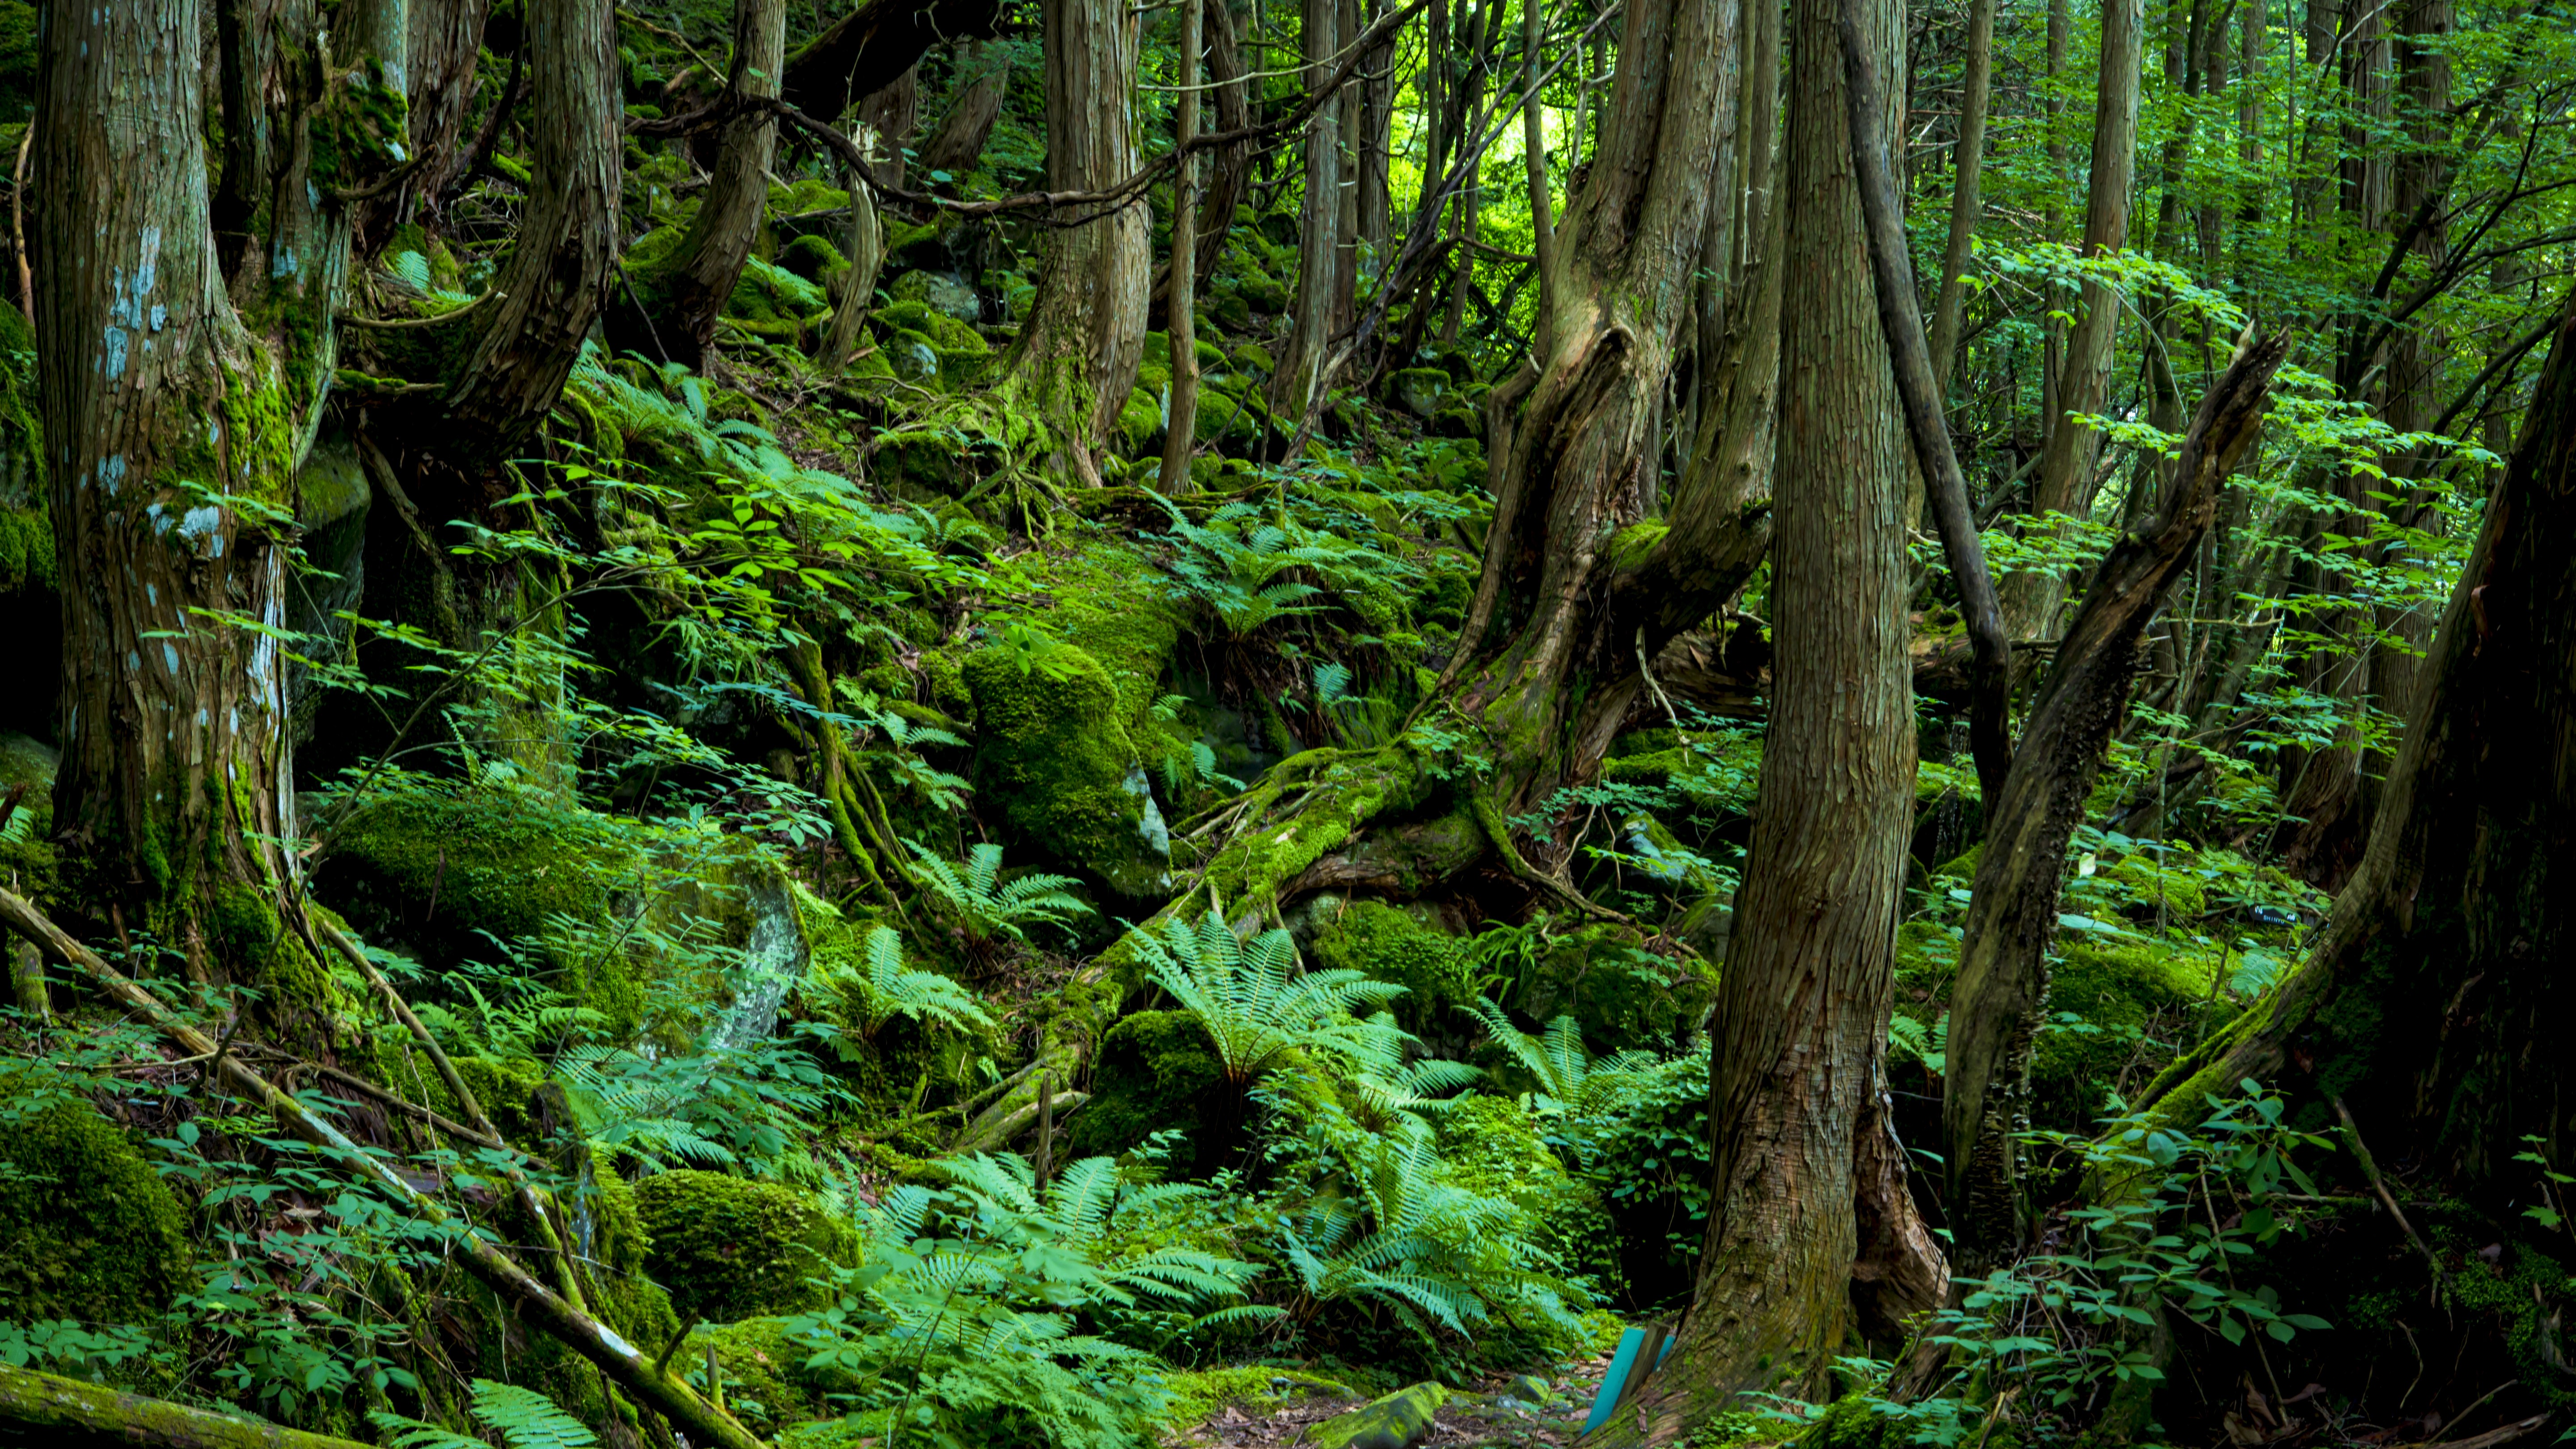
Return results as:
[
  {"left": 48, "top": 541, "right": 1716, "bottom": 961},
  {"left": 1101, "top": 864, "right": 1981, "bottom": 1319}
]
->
[
  {"left": 1307, "top": 900, "right": 1472, "bottom": 1037},
  {"left": 2029, "top": 939, "right": 2227, "bottom": 1132},
  {"left": 1066, "top": 1008, "right": 1225, "bottom": 1166},
  {"left": 0, "top": 1096, "right": 192, "bottom": 1329},
  {"left": 1436, "top": 1093, "right": 1620, "bottom": 1293},
  {"left": 635, "top": 1170, "right": 858, "bottom": 1322},
  {"left": 1515, "top": 927, "right": 1716, "bottom": 1052},
  {"left": 961, "top": 640, "right": 1171, "bottom": 898}
]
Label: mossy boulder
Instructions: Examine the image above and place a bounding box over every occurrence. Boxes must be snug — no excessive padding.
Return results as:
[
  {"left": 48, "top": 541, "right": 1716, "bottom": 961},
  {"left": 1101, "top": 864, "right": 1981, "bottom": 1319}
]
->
[
  {"left": 1066, "top": 1008, "right": 1226, "bottom": 1166},
  {"left": 1382, "top": 367, "right": 1450, "bottom": 419},
  {"left": 1514, "top": 927, "right": 1715, "bottom": 1052},
  {"left": 872, "top": 301, "right": 990, "bottom": 388},
  {"left": 1307, "top": 1381, "right": 1447, "bottom": 1449},
  {"left": 2029, "top": 939, "right": 2227, "bottom": 1133},
  {"left": 1307, "top": 900, "right": 1470, "bottom": 1037},
  {"left": 0, "top": 1096, "right": 192, "bottom": 1329},
  {"left": 778, "top": 233, "right": 847, "bottom": 282},
  {"left": 961, "top": 640, "right": 1172, "bottom": 898},
  {"left": 635, "top": 1170, "right": 857, "bottom": 1322},
  {"left": 886, "top": 267, "right": 980, "bottom": 323}
]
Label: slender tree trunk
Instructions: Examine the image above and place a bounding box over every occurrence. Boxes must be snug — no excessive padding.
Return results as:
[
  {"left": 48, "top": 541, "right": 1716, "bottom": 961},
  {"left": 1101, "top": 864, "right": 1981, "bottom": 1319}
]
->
[
  {"left": 919, "top": 39, "right": 1010, "bottom": 174},
  {"left": 1941, "top": 330, "right": 2288, "bottom": 1265},
  {"left": 1590, "top": 0, "right": 1915, "bottom": 1429},
  {"left": 1924, "top": 0, "right": 1992, "bottom": 395},
  {"left": 823, "top": 156, "right": 885, "bottom": 368},
  {"left": 1160, "top": 0, "right": 1205, "bottom": 492},
  {"left": 2038, "top": 0, "right": 2069, "bottom": 430},
  {"left": 651, "top": 0, "right": 787, "bottom": 363},
  {"left": 2140, "top": 288, "right": 2576, "bottom": 1205},
  {"left": 39, "top": 0, "right": 402, "bottom": 970},
  {"left": 1192, "top": 0, "right": 1252, "bottom": 282},
  {"left": 1519, "top": 0, "right": 1556, "bottom": 332},
  {"left": 1331, "top": 0, "right": 1364, "bottom": 335},
  {"left": 999, "top": 0, "right": 1149, "bottom": 482},
  {"left": 1271, "top": 0, "right": 1342, "bottom": 419},
  {"left": 354, "top": 0, "right": 496, "bottom": 245},
  {"left": 2002, "top": 0, "right": 2143, "bottom": 638}
]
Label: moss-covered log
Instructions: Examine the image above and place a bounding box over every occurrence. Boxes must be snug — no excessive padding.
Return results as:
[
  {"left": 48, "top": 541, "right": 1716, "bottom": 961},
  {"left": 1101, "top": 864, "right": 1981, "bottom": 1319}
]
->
[{"left": 0, "top": 1361, "right": 374, "bottom": 1449}]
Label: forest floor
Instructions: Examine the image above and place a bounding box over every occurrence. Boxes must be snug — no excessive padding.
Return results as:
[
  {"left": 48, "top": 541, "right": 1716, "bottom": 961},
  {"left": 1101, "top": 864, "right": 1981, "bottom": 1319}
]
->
[{"left": 1168, "top": 1350, "right": 1621, "bottom": 1446}]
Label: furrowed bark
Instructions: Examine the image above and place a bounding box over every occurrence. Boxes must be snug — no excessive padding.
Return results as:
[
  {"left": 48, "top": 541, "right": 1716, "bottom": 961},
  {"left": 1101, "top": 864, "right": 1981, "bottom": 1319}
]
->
[
  {"left": 443, "top": 0, "right": 619, "bottom": 452},
  {"left": 38, "top": 0, "right": 399, "bottom": 971},
  {"left": 2135, "top": 291, "right": 2576, "bottom": 1202},
  {"left": 649, "top": 0, "right": 788, "bottom": 363},
  {"left": 1271, "top": 0, "right": 1343, "bottom": 421},
  {"left": 1942, "top": 329, "right": 2288, "bottom": 1263},
  {"left": 994, "top": 0, "right": 1148, "bottom": 483},
  {"left": 0, "top": 888, "right": 768, "bottom": 1449},
  {"left": 919, "top": 38, "right": 1010, "bottom": 174},
  {"left": 1838, "top": 5, "right": 2012, "bottom": 805},
  {"left": 1591, "top": 0, "right": 1919, "bottom": 1430},
  {"left": 1159, "top": 0, "right": 1205, "bottom": 492}
]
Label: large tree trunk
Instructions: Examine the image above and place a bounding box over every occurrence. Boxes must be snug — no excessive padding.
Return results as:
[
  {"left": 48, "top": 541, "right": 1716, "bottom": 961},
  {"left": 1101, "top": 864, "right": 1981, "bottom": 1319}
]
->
[
  {"left": 2002, "top": 0, "right": 2143, "bottom": 638},
  {"left": 2140, "top": 286, "right": 2576, "bottom": 1205},
  {"left": 996, "top": 0, "right": 1148, "bottom": 483},
  {"left": 1940, "top": 330, "right": 2288, "bottom": 1265},
  {"left": 38, "top": 0, "right": 402, "bottom": 972},
  {"left": 645, "top": 0, "right": 788, "bottom": 364},
  {"left": 919, "top": 39, "right": 1010, "bottom": 175},
  {"left": 1593, "top": 0, "right": 1914, "bottom": 1429}
]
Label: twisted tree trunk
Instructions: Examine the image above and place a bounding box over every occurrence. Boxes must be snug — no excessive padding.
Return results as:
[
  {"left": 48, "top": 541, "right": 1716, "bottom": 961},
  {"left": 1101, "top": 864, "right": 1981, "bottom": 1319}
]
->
[{"left": 644, "top": 0, "right": 787, "bottom": 364}]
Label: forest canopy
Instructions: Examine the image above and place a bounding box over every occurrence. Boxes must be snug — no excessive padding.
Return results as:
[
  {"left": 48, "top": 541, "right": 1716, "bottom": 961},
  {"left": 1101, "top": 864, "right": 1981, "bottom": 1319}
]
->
[{"left": 0, "top": 0, "right": 2571, "bottom": 1444}]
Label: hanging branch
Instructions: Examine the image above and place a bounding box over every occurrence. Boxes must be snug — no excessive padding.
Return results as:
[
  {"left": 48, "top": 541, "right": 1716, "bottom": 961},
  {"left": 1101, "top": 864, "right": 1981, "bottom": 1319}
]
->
[{"left": 1833, "top": 0, "right": 2014, "bottom": 803}]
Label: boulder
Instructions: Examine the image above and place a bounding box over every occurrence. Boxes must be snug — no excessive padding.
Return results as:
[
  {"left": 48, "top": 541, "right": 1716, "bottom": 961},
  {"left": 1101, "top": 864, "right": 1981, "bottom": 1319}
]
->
[{"left": 1305, "top": 1381, "right": 1448, "bottom": 1449}]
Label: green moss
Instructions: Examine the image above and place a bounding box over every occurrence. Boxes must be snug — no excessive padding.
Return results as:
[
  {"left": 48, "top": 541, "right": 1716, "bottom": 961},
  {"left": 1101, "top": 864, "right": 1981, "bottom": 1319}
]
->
[
  {"left": 778, "top": 233, "right": 847, "bottom": 281},
  {"left": 1155, "top": 1366, "right": 1358, "bottom": 1433},
  {"left": 688, "top": 1316, "right": 826, "bottom": 1432},
  {"left": 0, "top": 1096, "right": 192, "bottom": 1328},
  {"left": 635, "top": 1170, "right": 858, "bottom": 1323},
  {"left": 1307, "top": 900, "right": 1471, "bottom": 1036},
  {"left": 2030, "top": 940, "right": 2228, "bottom": 1133},
  {"left": 2103, "top": 855, "right": 2209, "bottom": 922},
  {"left": 1436, "top": 1093, "right": 1619, "bottom": 1290},
  {"left": 1515, "top": 926, "right": 1717, "bottom": 1052},
  {"left": 1065, "top": 1008, "right": 1225, "bottom": 1165}
]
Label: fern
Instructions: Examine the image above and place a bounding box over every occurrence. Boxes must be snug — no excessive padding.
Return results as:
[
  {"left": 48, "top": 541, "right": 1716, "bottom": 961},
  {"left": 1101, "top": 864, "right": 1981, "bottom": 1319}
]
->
[
  {"left": 815, "top": 924, "right": 996, "bottom": 1041},
  {"left": 1466, "top": 997, "right": 1660, "bottom": 1118},
  {"left": 1127, "top": 910, "right": 1407, "bottom": 1083},
  {"left": 371, "top": 1379, "right": 596, "bottom": 1449},
  {"left": 903, "top": 839, "right": 1093, "bottom": 945}
]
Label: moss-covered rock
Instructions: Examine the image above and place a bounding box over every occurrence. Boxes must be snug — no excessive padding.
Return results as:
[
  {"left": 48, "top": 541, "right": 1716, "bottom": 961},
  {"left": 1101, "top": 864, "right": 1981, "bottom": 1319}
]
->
[
  {"left": 1066, "top": 1008, "right": 1226, "bottom": 1165},
  {"left": 961, "top": 638, "right": 1172, "bottom": 898},
  {"left": 0, "top": 1096, "right": 192, "bottom": 1328},
  {"left": 2029, "top": 939, "right": 2227, "bottom": 1133},
  {"left": 1382, "top": 367, "right": 1450, "bottom": 419},
  {"left": 635, "top": 1170, "right": 858, "bottom": 1322},
  {"left": 872, "top": 301, "right": 991, "bottom": 389},
  {"left": 1307, "top": 900, "right": 1470, "bottom": 1037},
  {"left": 1514, "top": 927, "right": 1716, "bottom": 1052},
  {"left": 1305, "top": 1381, "right": 1447, "bottom": 1449}
]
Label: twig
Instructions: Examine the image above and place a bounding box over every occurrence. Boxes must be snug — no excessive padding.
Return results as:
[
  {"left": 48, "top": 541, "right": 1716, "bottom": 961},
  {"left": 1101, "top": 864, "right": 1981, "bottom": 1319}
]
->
[{"left": 2333, "top": 1095, "right": 2449, "bottom": 1291}]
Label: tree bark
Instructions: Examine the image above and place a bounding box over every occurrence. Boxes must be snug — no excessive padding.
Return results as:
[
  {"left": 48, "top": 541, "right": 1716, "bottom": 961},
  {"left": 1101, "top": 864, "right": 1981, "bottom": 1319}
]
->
[
  {"left": 1272, "top": 0, "right": 1342, "bottom": 420},
  {"left": 1160, "top": 0, "right": 1205, "bottom": 492},
  {"left": 1593, "top": 0, "right": 1913, "bottom": 1426},
  {"left": 1518, "top": 0, "right": 1556, "bottom": 331},
  {"left": 2002, "top": 0, "right": 2144, "bottom": 639},
  {"left": 1940, "top": 329, "right": 2289, "bottom": 1264},
  {"left": 919, "top": 38, "right": 1010, "bottom": 174},
  {"left": 2139, "top": 287, "right": 2576, "bottom": 1206},
  {"left": 996, "top": 0, "right": 1149, "bottom": 482},
  {"left": 649, "top": 0, "right": 788, "bottom": 364},
  {"left": 38, "top": 0, "right": 401, "bottom": 963},
  {"left": 857, "top": 64, "right": 920, "bottom": 187},
  {"left": 443, "top": 0, "right": 620, "bottom": 453},
  {"left": 1923, "top": 0, "right": 1992, "bottom": 396}
]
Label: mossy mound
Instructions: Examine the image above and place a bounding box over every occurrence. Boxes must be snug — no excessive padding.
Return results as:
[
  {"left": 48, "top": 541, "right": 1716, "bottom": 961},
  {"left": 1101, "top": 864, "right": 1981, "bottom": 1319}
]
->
[
  {"left": 1307, "top": 900, "right": 1471, "bottom": 1038},
  {"left": 872, "top": 300, "right": 990, "bottom": 389},
  {"left": 1513, "top": 927, "right": 1716, "bottom": 1052},
  {"left": 2029, "top": 939, "right": 2228, "bottom": 1133},
  {"left": 635, "top": 1169, "right": 858, "bottom": 1322},
  {"left": 1066, "top": 1008, "right": 1225, "bottom": 1168},
  {"left": 960, "top": 640, "right": 1172, "bottom": 898},
  {"left": 0, "top": 1095, "right": 192, "bottom": 1329},
  {"left": 1435, "top": 1094, "right": 1619, "bottom": 1292}
]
